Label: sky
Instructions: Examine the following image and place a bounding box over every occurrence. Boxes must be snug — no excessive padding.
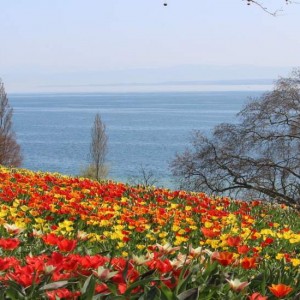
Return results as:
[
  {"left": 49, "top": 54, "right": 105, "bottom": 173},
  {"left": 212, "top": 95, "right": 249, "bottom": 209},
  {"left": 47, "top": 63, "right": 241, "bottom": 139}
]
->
[{"left": 1, "top": 0, "right": 300, "bottom": 93}]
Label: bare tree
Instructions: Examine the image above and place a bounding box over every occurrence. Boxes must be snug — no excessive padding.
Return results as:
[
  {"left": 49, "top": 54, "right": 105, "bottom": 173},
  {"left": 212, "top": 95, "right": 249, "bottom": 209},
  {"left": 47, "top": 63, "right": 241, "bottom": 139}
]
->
[
  {"left": 244, "top": 0, "right": 293, "bottom": 15},
  {"left": 163, "top": 1, "right": 294, "bottom": 15},
  {"left": 88, "top": 113, "right": 108, "bottom": 180},
  {"left": 128, "top": 164, "right": 158, "bottom": 187},
  {"left": 171, "top": 69, "right": 300, "bottom": 209},
  {"left": 0, "top": 79, "right": 22, "bottom": 167}
]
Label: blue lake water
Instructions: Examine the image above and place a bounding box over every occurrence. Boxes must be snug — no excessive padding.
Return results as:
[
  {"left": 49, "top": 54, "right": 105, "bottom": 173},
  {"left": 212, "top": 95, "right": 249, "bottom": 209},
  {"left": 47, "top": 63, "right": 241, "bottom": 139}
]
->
[{"left": 9, "top": 91, "right": 263, "bottom": 188}]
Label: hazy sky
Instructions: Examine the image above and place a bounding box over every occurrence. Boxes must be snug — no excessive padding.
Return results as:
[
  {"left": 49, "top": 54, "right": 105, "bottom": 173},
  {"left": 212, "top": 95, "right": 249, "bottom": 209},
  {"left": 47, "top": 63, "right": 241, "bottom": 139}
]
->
[{"left": 1, "top": 0, "right": 300, "bottom": 92}]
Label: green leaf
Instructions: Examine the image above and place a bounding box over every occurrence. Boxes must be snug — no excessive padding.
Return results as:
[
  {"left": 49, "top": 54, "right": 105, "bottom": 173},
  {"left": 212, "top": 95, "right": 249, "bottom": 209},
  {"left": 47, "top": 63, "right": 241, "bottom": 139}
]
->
[
  {"left": 39, "top": 280, "right": 69, "bottom": 291},
  {"left": 203, "top": 261, "right": 218, "bottom": 278},
  {"left": 81, "top": 275, "right": 96, "bottom": 300},
  {"left": 92, "top": 294, "right": 108, "bottom": 300},
  {"left": 144, "top": 286, "right": 161, "bottom": 300},
  {"left": 124, "top": 277, "right": 159, "bottom": 296},
  {"left": 5, "top": 287, "right": 24, "bottom": 300},
  {"left": 4, "top": 280, "right": 25, "bottom": 296},
  {"left": 177, "top": 288, "right": 199, "bottom": 300},
  {"left": 107, "top": 282, "right": 118, "bottom": 295},
  {"left": 175, "top": 266, "right": 194, "bottom": 294},
  {"left": 81, "top": 275, "right": 92, "bottom": 294},
  {"left": 122, "top": 259, "right": 130, "bottom": 282},
  {"left": 139, "top": 269, "right": 156, "bottom": 280},
  {"left": 160, "top": 283, "right": 177, "bottom": 300}
]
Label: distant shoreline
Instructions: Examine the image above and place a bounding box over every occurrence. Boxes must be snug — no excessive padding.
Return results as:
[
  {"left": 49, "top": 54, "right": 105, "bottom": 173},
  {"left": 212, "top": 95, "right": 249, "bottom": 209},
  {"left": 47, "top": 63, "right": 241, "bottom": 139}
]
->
[{"left": 9, "top": 84, "right": 272, "bottom": 95}]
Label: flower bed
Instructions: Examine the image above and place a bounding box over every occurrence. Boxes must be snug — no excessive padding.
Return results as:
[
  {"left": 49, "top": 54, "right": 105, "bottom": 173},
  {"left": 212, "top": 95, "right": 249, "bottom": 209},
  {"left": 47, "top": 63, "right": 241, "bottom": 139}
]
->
[{"left": 0, "top": 166, "right": 300, "bottom": 299}]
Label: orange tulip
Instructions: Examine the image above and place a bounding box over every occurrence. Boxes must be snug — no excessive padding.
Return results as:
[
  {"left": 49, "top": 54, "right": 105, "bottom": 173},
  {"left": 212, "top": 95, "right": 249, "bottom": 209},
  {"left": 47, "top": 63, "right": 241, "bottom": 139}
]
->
[
  {"left": 201, "top": 227, "right": 220, "bottom": 238},
  {"left": 237, "top": 245, "right": 250, "bottom": 254},
  {"left": 227, "top": 236, "right": 242, "bottom": 247},
  {"left": 269, "top": 283, "right": 293, "bottom": 298},
  {"left": 211, "top": 251, "right": 235, "bottom": 266},
  {"left": 240, "top": 257, "right": 257, "bottom": 269}
]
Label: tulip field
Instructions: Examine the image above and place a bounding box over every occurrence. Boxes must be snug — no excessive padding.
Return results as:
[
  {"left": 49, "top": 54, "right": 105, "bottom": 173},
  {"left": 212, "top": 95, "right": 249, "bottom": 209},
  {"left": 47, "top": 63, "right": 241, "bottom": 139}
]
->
[{"left": 1, "top": 166, "right": 300, "bottom": 299}]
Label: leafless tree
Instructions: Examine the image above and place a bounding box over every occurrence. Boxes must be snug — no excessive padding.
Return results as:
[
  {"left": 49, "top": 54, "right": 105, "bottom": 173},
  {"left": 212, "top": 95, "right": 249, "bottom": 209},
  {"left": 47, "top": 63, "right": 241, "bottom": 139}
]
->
[
  {"left": 244, "top": 0, "right": 293, "bottom": 15},
  {"left": 0, "top": 79, "right": 22, "bottom": 167},
  {"left": 171, "top": 69, "right": 300, "bottom": 209},
  {"left": 128, "top": 164, "right": 158, "bottom": 187},
  {"left": 163, "top": 1, "right": 294, "bottom": 15},
  {"left": 89, "top": 113, "right": 108, "bottom": 180}
]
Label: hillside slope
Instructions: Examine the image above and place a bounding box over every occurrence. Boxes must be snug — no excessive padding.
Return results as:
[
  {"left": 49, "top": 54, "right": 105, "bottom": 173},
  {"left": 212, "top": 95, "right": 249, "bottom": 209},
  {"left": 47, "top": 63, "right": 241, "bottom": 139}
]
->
[{"left": 0, "top": 166, "right": 300, "bottom": 299}]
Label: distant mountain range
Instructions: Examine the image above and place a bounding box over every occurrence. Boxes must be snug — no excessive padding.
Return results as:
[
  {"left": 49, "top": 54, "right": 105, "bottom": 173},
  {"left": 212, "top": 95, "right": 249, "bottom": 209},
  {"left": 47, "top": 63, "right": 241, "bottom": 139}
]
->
[
  {"left": 49, "top": 78, "right": 273, "bottom": 88},
  {"left": 3, "top": 64, "right": 294, "bottom": 93}
]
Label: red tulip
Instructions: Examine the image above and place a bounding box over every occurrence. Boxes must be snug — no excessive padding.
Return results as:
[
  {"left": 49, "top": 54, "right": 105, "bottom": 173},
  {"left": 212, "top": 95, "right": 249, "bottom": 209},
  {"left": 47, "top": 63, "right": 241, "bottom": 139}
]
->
[
  {"left": 57, "top": 239, "right": 77, "bottom": 252},
  {"left": 0, "top": 238, "right": 20, "bottom": 250},
  {"left": 248, "top": 292, "right": 268, "bottom": 300}
]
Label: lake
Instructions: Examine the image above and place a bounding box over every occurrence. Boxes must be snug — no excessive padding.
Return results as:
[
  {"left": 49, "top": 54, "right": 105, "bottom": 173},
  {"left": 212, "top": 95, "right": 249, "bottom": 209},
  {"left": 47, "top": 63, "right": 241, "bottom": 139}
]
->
[{"left": 9, "top": 91, "right": 263, "bottom": 188}]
